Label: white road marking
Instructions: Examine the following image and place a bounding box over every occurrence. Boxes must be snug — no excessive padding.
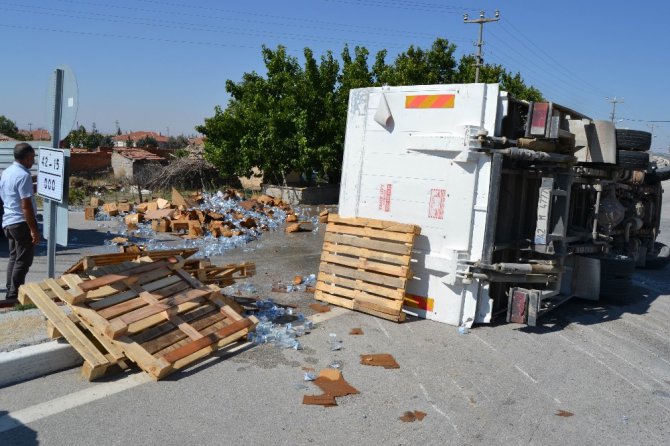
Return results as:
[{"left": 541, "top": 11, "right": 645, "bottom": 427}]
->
[
  {"left": 418, "top": 382, "right": 459, "bottom": 436},
  {"left": 0, "top": 373, "right": 152, "bottom": 433},
  {"left": 374, "top": 318, "right": 391, "bottom": 340},
  {"left": 513, "top": 364, "right": 538, "bottom": 384}
]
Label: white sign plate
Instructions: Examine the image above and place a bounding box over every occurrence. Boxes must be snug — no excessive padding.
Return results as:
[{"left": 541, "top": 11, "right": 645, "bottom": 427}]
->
[{"left": 37, "top": 147, "right": 65, "bottom": 202}]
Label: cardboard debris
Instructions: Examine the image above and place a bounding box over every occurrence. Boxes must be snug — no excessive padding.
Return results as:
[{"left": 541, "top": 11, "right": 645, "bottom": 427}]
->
[
  {"left": 319, "top": 209, "right": 329, "bottom": 223},
  {"left": 303, "top": 369, "right": 360, "bottom": 407},
  {"left": 293, "top": 275, "right": 303, "bottom": 285},
  {"left": 85, "top": 206, "right": 97, "bottom": 220},
  {"left": 360, "top": 354, "right": 400, "bottom": 369},
  {"left": 399, "top": 411, "right": 427, "bottom": 422},
  {"left": 90, "top": 197, "right": 104, "bottom": 207},
  {"left": 309, "top": 303, "right": 331, "bottom": 313},
  {"left": 286, "top": 222, "right": 314, "bottom": 233},
  {"left": 349, "top": 328, "right": 364, "bottom": 335},
  {"left": 110, "top": 237, "right": 128, "bottom": 245},
  {"left": 555, "top": 410, "right": 574, "bottom": 417}
]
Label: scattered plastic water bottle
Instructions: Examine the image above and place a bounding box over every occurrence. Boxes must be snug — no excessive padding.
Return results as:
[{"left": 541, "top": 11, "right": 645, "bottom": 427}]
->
[
  {"left": 304, "top": 371, "right": 317, "bottom": 381},
  {"left": 458, "top": 325, "right": 469, "bottom": 335},
  {"left": 329, "top": 333, "right": 342, "bottom": 351},
  {"left": 328, "top": 360, "right": 343, "bottom": 370}
]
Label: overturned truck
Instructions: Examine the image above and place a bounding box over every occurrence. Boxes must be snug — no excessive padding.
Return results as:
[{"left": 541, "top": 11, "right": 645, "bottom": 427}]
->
[{"left": 338, "top": 83, "right": 668, "bottom": 327}]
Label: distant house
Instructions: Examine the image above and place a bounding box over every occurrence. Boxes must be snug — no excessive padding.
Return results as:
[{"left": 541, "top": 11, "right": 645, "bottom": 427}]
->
[
  {"left": 0, "top": 133, "right": 15, "bottom": 141},
  {"left": 111, "top": 131, "right": 170, "bottom": 149},
  {"left": 111, "top": 148, "right": 167, "bottom": 180},
  {"left": 18, "top": 129, "right": 51, "bottom": 141}
]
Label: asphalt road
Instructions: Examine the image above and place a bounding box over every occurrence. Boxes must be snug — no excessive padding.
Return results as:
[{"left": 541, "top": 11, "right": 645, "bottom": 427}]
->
[{"left": 0, "top": 199, "right": 668, "bottom": 445}]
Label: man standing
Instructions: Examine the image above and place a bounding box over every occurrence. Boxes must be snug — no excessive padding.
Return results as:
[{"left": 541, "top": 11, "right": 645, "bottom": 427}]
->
[{"left": 0, "top": 143, "right": 40, "bottom": 302}]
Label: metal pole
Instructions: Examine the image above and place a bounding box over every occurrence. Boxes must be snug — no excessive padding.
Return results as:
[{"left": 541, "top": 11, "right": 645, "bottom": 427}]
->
[
  {"left": 464, "top": 10, "right": 500, "bottom": 83},
  {"left": 606, "top": 96, "right": 623, "bottom": 122},
  {"left": 47, "top": 68, "right": 64, "bottom": 278}
]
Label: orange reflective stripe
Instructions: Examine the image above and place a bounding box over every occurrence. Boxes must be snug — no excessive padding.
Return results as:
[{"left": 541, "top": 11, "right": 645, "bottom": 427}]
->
[
  {"left": 405, "top": 94, "right": 455, "bottom": 109},
  {"left": 404, "top": 293, "right": 434, "bottom": 312}
]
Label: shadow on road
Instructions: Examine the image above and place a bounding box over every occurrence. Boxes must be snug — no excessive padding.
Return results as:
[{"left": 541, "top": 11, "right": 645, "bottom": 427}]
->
[
  {"left": 0, "top": 410, "right": 38, "bottom": 445},
  {"left": 518, "top": 269, "right": 667, "bottom": 334},
  {"left": 0, "top": 226, "right": 110, "bottom": 259}
]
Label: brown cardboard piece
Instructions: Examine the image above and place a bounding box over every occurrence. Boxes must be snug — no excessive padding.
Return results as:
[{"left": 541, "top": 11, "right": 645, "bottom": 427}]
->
[
  {"left": 144, "top": 208, "right": 175, "bottom": 220},
  {"left": 360, "top": 354, "right": 400, "bottom": 369},
  {"left": 399, "top": 411, "right": 427, "bottom": 422},
  {"left": 349, "top": 328, "right": 364, "bottom": 335},
  {"left": 302, "top": 369, "right": 359, "bottom": 407},
  {"left": 309, "top": 303, "right": 331, "bottom": 313}
]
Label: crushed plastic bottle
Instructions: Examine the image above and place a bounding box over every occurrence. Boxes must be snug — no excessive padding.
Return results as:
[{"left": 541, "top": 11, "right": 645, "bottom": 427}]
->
[
  {"left": 458, "top": 325, "right": 469, "bottom": 335},
  {"left": 329, "top": 333, "right": 342, "bottom": 351},
  {"left": 328, "top": 360, "right": 343, "bottom": 370}
]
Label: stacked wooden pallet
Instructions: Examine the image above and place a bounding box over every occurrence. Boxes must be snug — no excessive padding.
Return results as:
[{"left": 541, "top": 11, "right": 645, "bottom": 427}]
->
[
  {"left": 65, "top": 248, "right": 199, "bottom": 274},
  {"left": 182, "top": 259, "right": 256, "bottom": 287},
  {"left": 315, "top": 214, "right": 420, "bottom": 322},
  {"left": 19, "top": 256, "right": 257, "bottom": 381}
]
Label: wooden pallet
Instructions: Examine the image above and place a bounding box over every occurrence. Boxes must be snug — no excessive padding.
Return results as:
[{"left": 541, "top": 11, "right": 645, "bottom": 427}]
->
[
  {"left": 65, "top": 248, "right": 199, "bottom": 274},
  {"left": 49, "top": 256, "right": 256, "bottom": 380},
  {"left": 314, "top": 214, "right": 420, "bottom": 322},
  {"left": 182, "top": 259, "right": 256, "bottom": 286},
  {"left": 21, "top": 256, "right": 256, "bottom": 381},
  {"left": 19, "top": 283, "right": 129, "bottom": 380}
]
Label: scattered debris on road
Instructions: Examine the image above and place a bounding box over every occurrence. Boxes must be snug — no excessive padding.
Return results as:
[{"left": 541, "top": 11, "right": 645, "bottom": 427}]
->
[
  {"left": 360, "top": 354, "right": 400, "bottom": 369},
  {"left": 399, "top": 411, "right": 427, "bottom": 422},
  {"left": 303, "top": 369, "right": 360, "bottom": 407}
]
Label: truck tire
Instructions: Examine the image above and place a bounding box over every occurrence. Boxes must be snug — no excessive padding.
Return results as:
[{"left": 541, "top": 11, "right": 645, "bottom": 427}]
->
[
  {"left": 618, "top": 150, "right": 649, "bottom": 169},
  {"left": 641, "top": 242, "right": 670, "bottom": 269},
  {"left": 616, "top": 129, "right": 652, "bottom": 151}
]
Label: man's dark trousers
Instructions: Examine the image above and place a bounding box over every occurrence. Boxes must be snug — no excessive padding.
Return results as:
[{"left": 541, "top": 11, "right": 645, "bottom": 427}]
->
[{"left": 4, "top": 222, "right": 34, "bottom": 300}]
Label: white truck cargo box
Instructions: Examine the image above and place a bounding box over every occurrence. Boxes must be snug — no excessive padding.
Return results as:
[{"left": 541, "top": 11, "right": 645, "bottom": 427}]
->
[{"left": 339, "top": 84, "right": 507, "bottom": 327}]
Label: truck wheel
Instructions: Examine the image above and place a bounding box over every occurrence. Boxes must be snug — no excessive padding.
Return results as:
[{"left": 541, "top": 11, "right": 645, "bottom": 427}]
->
[
  {"left": 641, "top": 242, "right": 670, "bottom": 269},
  {"left": 618, "top": 150, "right": 649, "bottom": 169},
  {"left": 616, "top": 129, "right": 652, "bottom": 151}
]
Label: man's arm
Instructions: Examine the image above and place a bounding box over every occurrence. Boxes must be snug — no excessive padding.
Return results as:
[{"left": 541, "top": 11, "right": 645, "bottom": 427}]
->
[{"left": 21, "top": 197, "right": 40, "bottom": 245}]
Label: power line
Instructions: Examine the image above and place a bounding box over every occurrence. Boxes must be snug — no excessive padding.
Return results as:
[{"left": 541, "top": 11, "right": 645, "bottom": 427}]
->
[
  {"left": 320, "top": 0, "right": 480, "bottom": 13},
  {"left": 1, "top": 3, "right": 418, "bottom": 50},
  {"left": 51, "top": 0, "right": 460, "bottom": 41},
  {"left": 498, "top": 21, "right": 609, "bottom": 98}
]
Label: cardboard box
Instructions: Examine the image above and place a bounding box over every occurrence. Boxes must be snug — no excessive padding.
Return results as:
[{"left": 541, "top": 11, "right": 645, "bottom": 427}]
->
[
  {"left": 151, "top": 218, "right": 172, "bottom": 233},
  {"left": 117, "top": 202, "right": 134, "bottom": 213},
  {"left": 103, "top": 203, "right": 119, "bottom": 217},
  {"left": 84, "top": 206, "right": 97, "bottom": 220}
]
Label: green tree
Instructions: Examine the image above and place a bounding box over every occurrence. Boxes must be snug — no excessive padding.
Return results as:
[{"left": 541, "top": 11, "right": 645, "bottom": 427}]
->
[
  {"left": 198, "top": 39, "right": 544, "bottom": 186},
  {"left": 0, "top": 115, "right": 25, "bottom": 140},
  {"left": 166, "top": 135, "right": 189, "bottom": 150},
  {"left": 136, "top": 136, "right": 158, "bottom": 148}
]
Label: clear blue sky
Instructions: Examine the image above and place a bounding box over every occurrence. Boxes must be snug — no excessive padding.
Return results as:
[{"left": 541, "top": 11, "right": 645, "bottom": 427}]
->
[{"left": 2, "top": 0, "right": 669, "bottom": 149}]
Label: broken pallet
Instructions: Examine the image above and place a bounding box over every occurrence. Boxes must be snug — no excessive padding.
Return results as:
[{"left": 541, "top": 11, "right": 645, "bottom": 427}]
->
[
  {"left": 52, "top": 257, "right": 256, "bottom": 380},
  {"left": 314, "top": 214, "right": 420, "bottom": 322}
]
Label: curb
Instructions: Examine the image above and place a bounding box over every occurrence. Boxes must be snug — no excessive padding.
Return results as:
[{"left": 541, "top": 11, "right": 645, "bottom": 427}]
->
[{"left": 0, "top": 341, "right": 83, "bottom": 388}]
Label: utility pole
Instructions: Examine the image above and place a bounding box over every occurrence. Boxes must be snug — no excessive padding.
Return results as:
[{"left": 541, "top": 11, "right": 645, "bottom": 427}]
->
[
  {"left": 464, "top": 10, "right": 500, "bottom": 83},
  {"left": 28, "top": 122, "right": 32, "bottom": 132},
  {"left": 606, "top": 96, "right": 624, "bottom": 122}
]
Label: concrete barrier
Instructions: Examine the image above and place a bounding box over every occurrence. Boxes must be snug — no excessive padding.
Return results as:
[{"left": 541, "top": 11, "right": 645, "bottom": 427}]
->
[{"left": 0, "top": 341, "right": 82, "bottom": 388}]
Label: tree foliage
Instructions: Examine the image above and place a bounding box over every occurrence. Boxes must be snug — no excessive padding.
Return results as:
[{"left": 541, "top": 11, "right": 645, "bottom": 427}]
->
[
  {"left": 198, "top": 38, "right": 544, "bottom": 184},
  {"left": 63, "top": 125, "right": 113, "bottom": 149},
  {"left": 0, "top": 115, "right": 26, "bottom": 140},
  {"left": 136, "top": 135, "right": 159, "bottom": 148}
]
